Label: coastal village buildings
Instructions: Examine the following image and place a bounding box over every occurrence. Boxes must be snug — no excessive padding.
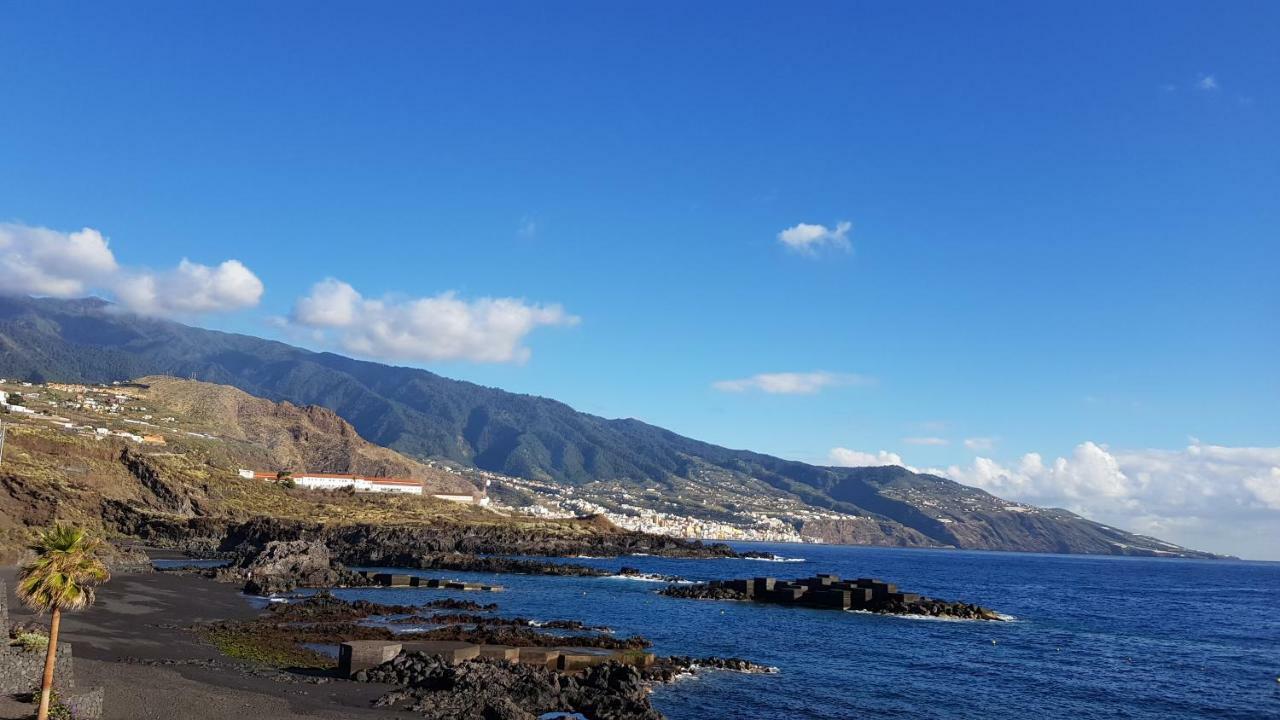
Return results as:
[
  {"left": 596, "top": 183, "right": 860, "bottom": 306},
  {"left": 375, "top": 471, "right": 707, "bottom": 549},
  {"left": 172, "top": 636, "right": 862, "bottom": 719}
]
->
[{"left": 239, "top": 469, "right": 490, "bottom": 505}]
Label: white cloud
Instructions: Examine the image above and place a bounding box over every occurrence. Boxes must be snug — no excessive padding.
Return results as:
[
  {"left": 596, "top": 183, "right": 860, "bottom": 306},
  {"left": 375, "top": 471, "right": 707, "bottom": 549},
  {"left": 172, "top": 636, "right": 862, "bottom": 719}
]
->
[
  {"left": 777, "top": 221, "right": 851, "bottom": 254},
  {"left": 114, "top": 259, "right": 263, "bottom": 316},
  {"left": 828, "top": 448, "right": 906, "bottom": 468},
  {"left": 904, "top": 436, "right": 949, "bottom": 446},
  {"left": 713, "top": 371, "right": 872, "bottom": 395},
  {"left": 518, "top": 216, "right": 537, "bottom": 239},
  {"left": 1197, "top": 73, "right": 1218, "bottom": 91},
  {"left": 0, "top": 223, "right": 119, "bottom": 297},
  {"left": 290, "top": 278, "right": 579, "bottom": 364},
  {"left": 964, "top": 437, "right": 997, "bottom": 451},
  {"left": 0, "top": 222, "right": 263, "bottom": 317},
  {"left": 935, "top": 440, "right": 1280, "bottom": 559},
  {"left": 291, "top": 277, "right": 361, "bottom": 327},
  {"left": 1242, "top": 468, "right": 1280, "bottom": 510}
]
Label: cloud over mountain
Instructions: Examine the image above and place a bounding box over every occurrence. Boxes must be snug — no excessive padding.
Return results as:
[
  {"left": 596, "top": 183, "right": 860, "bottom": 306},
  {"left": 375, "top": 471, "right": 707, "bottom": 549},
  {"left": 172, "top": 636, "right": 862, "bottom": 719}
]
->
[
  {"left": 0, "top": 222, "right": 262, "bottom": 317},
  {"left": 291, "top": 278, "right": 578, "bottom": 364},
  {"left": 827, "top": 448, "right": 906, "bottom": 467},
  {"left": 937, "top": 440, "right": 1280, "bottom": 557}
]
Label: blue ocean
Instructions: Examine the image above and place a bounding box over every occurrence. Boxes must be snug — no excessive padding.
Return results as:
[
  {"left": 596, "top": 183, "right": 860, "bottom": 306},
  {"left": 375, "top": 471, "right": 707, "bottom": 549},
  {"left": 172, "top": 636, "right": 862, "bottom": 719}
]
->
[{"left": 329, "top": 543, "right": 1279, "bottom": 719}]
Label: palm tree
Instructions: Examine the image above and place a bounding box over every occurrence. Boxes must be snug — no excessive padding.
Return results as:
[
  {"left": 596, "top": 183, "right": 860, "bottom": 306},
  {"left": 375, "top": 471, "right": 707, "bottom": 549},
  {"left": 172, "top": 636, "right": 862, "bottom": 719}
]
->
[{"left": 16, "top": 525, "right": 111, "bottom": 720}]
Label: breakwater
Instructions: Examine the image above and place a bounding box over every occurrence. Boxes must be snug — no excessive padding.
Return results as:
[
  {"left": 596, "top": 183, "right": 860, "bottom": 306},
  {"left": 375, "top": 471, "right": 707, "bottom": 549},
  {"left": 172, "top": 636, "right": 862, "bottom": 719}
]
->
[{"left": 661, "top": 573, "right": 1003, "bottom": 620}]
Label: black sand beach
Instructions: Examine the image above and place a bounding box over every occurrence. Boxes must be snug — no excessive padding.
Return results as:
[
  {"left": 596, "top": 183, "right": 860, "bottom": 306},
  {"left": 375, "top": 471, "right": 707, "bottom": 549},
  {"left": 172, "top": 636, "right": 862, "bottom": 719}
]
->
[{"left": 1, "top": 567, "right": 413, "bottom": 720}]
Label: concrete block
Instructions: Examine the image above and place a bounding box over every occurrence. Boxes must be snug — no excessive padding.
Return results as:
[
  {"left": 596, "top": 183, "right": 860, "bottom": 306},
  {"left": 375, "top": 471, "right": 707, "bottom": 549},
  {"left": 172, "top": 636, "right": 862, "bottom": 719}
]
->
[
  {"left": 338, "top": 641, "right": 403, "bottom": 677},
  {"left": 399, "top": 641, "right": 481, "bottom": 664},
  {"left": 477, "top": 645, "right": 520, "bottom": 661},
  {"left": 556, "top": 647, "right": 616, "bottom": 672},
  {"left": 752, "top": 577, "right": 776, "bottom": 595},
  {"left": 516, "top": 647, "right": 562, "bottom": 667},
  {"left": 846, "top": 588, "right": 874, "bottom": 605},
  {"left": 442, "top": 576, "right": 481, "bottom": 589},
  {"left": 614, "top": 649, "right": 657, "bottom": 667},
  {"left": 766, "top": 587, "right": 806, "bottom": 602},
  {"left": 810, "top": 589, "right": 852, "bottom": 609}
]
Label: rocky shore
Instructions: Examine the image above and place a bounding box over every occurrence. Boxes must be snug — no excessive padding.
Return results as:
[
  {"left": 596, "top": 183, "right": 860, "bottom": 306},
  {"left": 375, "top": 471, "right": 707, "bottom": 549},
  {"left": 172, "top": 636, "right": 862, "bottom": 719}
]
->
[
  {"left": 661, "top": 573, "right": 1004, "bottom": 620},
  {"left": 175, "top": 588, "right": 774, "bottom": 719},
  {"left": 162, "top": 534, "right": 692, "bottom": 597},
  {"left": 355, "top": 651, "right": 776, "bottom": 720},
  {"left": 107, "top": 506, "right": 749, "bottom": 563}
]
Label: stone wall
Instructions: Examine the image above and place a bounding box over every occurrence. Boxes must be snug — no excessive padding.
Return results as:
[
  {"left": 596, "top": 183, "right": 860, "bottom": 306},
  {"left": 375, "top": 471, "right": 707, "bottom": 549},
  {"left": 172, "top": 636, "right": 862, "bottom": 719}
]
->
[
  {"left": 0, "top": 642, "right": 74, "bottom": 695},
  {"left": 0, "top": 580, "right": 101, "bottom": 718}
]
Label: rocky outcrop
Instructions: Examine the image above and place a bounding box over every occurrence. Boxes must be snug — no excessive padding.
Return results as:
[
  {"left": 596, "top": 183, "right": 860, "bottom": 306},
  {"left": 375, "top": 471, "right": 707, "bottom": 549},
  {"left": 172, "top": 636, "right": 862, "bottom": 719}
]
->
[
  {"left": 356, "top": 652, "right": 777, "bottom": 719},
  {"left": 121, "top": 448, "right": 200, "bottom": 517},
  {"left": 103, "top": 507, "right": 746, "bottom": 573},
  {"left": 796, "top": 517, "right": 938, "bottom": 547},
  {"left": 222, "top": 540, "right": 368, "bottom": 595},
  {"left": 359, "top": 654, "right": 661, "bottom": 720}
]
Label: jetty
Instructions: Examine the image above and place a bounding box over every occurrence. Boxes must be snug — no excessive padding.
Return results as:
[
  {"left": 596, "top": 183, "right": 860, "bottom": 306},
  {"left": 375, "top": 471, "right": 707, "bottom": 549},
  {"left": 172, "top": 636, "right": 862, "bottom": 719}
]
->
[
  {"left": 359, "top": 571, "right": 504, "bottom": 592},
  {"left": 661, "top": 573, "right": 1003, "bottom": 620},
  {"left": 339, "top": 639, "right": 654, "bottom": 678}
]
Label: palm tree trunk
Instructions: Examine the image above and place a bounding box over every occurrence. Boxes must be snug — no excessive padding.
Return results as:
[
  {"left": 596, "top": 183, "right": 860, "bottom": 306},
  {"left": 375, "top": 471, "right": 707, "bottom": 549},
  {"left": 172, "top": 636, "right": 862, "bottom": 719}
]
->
[{"left": 36, "top": 607, "right": 60, "bottom": 720}]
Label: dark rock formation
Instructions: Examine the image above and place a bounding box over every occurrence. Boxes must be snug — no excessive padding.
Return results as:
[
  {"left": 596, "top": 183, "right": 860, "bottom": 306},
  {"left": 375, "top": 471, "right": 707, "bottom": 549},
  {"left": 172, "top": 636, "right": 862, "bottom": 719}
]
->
[
  {"left": 263, "top": 593, "right": 420, "bottom": 622},
  {"left": 407, "top": 626, "right": 646, "bottom": 650},
  {"left": 421, "top": 598, "right": 498, "bottom": 612},
  {"left": 104, "top": 508, "right": 744, "bottom": 573},
  {"left": 355, "top": 651, "right": 776, "bottom": 719},
  {"left": 357, "top": 653, "right": 661, "bottom": 720},
  {"left": 221, "top": 540, "right": 368, "bottom": 595},
  {"left": 121, "top": 447, "right": 202, "bottom": 517},
  {"left": 640, "top": 655, "right": 776, "bottom": 683}
]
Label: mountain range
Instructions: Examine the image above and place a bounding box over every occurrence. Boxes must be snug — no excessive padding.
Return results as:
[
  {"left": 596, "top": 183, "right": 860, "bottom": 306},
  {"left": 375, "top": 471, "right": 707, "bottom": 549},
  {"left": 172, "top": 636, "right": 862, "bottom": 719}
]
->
[{"left": 0, "top": 295, "right": 1220, "bottom": 558}]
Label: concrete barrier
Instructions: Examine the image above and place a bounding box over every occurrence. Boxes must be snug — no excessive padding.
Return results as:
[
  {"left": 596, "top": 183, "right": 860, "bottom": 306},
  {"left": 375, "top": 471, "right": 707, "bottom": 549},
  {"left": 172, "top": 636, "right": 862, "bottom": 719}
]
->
[
  {"left": 477, "top": 645, "right": 520, "bottom": 661},
  {"left": 339, "top": 640, "right": 403, "bottom": 677},
  {"left": 400, "top": 641, "right": 481, "bottom": 664},
  {"left": 516, "top": 647, "right": 562, "bottom": 668},
  {"left": 556, "top": 647, "right": 617, "bottom": 672}
]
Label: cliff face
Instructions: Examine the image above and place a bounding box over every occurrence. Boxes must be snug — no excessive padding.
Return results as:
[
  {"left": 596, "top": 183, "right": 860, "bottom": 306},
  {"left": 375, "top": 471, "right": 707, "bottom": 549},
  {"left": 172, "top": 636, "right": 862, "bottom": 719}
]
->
[{"left": 134, "top": 376, "right": 475, "bottom": 491}]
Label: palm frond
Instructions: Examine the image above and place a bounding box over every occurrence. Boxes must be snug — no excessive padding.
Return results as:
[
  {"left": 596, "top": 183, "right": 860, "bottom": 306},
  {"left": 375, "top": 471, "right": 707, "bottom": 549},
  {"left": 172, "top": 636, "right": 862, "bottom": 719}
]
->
[{"left": 16, "top": 524, "right": 111, "bottom": 614}]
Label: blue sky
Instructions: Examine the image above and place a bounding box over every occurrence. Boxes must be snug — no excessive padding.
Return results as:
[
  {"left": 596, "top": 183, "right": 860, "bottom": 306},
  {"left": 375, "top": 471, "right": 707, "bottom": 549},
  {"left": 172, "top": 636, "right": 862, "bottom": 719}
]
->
[{"left": 2, "top": 3, "right": 1278, "bottom": 555}]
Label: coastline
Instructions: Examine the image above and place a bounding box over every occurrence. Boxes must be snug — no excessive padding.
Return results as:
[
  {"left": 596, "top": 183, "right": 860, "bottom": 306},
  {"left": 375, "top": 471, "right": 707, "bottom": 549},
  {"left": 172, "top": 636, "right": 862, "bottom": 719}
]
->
[{"left": 0, "top": 566, "right": 410, "bottom": 720}]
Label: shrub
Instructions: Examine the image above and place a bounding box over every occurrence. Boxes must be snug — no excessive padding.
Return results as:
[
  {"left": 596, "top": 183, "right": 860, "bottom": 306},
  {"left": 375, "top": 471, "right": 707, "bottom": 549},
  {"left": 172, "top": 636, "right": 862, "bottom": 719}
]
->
[{"left": 14, "top": 630, "right": 48, "bottom": 652}]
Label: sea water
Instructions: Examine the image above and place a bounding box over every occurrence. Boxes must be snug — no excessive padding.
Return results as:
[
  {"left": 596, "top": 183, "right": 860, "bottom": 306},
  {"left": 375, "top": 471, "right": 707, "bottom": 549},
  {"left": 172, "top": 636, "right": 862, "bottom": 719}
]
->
[{"left": 331, "top": 543, "right": 1279, "bottom": 719}]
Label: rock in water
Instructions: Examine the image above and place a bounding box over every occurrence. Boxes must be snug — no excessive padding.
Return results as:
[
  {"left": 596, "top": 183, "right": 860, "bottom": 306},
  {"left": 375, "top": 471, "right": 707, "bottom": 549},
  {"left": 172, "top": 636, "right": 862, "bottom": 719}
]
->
[{"left": 235, "top": 539, "right": 360, "bottom": 594}]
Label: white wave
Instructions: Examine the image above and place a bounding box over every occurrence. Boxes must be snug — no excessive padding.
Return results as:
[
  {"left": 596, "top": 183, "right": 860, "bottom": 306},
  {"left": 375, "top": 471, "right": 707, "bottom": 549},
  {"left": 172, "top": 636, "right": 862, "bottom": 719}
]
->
[
  {"left": 603, "top": 574, "right": 692, "bottom": 584},
  {"left": 845, "top": 609, "right": 1016, "bottom": 623}
]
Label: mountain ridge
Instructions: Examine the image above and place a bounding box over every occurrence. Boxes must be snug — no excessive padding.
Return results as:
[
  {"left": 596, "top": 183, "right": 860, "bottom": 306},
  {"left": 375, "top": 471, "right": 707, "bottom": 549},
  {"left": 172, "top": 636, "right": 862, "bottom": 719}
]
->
[{"left": 0, "top": 295, "right": 1223, "bottom": 558}]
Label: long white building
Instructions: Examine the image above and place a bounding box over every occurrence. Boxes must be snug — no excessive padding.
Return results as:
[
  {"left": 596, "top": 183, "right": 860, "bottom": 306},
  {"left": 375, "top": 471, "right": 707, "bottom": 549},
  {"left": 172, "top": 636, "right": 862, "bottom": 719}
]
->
[{"left": 238, "top": 469, "right": 487, "bottom": 504}]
